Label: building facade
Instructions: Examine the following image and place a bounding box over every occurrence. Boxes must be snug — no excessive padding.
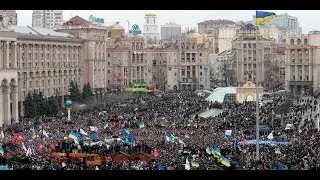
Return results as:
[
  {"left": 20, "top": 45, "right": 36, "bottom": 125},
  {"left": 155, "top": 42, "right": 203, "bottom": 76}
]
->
[
  {"left": 143, "top": 10, "right": 160, "bottom": 44},
  {"left": 32, "top": 10, "right": 63, "bottom": 29},
  {"left": 285, "top": 34, "right": 320, "bottom": 94},
  {"left": 0, "top": 30, "right": 19, "bottom": 126},
  {"left": 214, "top": 49, "right": 234, "bottom": 87},
  {"left": 0, "top": 10, "right": 17, "bottom": 26},
  {"left": 198, "top": 19, "right": 240, "bottom": 54},
  {"left": 57, "top": 16, "right": 114, "bottom": 94},
  {"left": 232, "top": 24, "right": 275, "bottom": 89},
  {"left": 160, "top": 22, "right": 181, "bottom": 41},
  {"left": 12, "top": 26, "right": 83, "bottom": 117}
]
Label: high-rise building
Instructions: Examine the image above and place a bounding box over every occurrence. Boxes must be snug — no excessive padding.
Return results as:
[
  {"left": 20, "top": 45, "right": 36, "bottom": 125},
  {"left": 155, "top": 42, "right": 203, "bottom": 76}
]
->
[
  {"left": 0, "top": 10, "right": 17, "bottom": 26},
  {"left": 143, "top": 10, "right": 159, "bottom": 44},
  {"left": 32, "top": 10, "right": 63, "bottom": 29},
  {"left": 160, "top": 22, "right": 181, "bottom": 41}
]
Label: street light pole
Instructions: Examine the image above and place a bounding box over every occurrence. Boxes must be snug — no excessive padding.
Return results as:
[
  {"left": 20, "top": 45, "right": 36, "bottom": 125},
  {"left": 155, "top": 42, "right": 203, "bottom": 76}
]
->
[{"left": 255, "top": 28, "right": 260, "bottom": 161}]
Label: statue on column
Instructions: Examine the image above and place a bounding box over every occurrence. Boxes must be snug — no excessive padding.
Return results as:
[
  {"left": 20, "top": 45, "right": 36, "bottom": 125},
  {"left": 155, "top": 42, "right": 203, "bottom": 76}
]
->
[{"left": 0, "top": 12, "right": 10, "bottom": 31}]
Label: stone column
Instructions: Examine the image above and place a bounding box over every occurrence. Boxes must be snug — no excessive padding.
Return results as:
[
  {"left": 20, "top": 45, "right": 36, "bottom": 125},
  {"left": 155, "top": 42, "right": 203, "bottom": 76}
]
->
[
  {"left": 19, "top": 101, "right": 24, "bottom": 117},
  {"left": 11, "top": 85, "right": 19, "bottom": 123},
  {"left": 3, "top": 86, "right": 11, "bottom": 126},
  {"left": 0, "top": 42, "right": 3, "bottom": 69},
  {"left": 4, "top": 41, "right": 9, "bottom": 68},
  {"left": 12, "top": 42, "right": 17, "bottom": 68},
  {"left": 0, "top": 86, "right": 3, "bottom": 127}
]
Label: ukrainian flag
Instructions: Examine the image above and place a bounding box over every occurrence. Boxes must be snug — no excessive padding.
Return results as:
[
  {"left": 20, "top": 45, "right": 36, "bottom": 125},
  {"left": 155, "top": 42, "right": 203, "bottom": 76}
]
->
[
  {"left": 220, "top": 157, "right": 231, "bottom": 167},
  {"left": 191, "top": 161, "right": 200, "bottom": 168},
  {"left": 212, "top": 147, "right": 222, "bottom": 158},
  {"left": 256, "top": 11, "right": 276, "bottom": 25},
  {"left": 275, "top": 147, "right": 281, "bottom": 154},
  {"left": 0, "top": 146, "right": 4, "bottom": 156},
  {"left": 138, "top": 122, "right": 145, "bottom": 128},
  {"left": 69, "top": 131, "right": 78, "bottom": 140}
]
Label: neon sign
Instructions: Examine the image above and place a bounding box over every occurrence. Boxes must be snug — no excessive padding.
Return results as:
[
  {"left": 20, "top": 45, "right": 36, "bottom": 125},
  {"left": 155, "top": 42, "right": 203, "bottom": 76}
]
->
[
  {"left": 129, "top": 24, "right": 142, "bottom": 35},
  {"left": 89, "top": 15, "right": 104, "bottom": 24}
]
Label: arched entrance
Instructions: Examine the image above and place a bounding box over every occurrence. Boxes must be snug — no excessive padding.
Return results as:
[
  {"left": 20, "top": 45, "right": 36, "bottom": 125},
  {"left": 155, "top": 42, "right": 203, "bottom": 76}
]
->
[
  {"left": 0, "top": 78, "right": 18, "bottom": 127},
  {"left": 246, "top": 95, "right": 254, "bottom": 101}
]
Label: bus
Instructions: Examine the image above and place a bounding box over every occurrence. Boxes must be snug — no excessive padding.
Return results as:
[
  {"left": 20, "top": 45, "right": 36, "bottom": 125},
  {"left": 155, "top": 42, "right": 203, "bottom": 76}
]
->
[{"left": 125, "top": 82, "right": 148, "bottom": 93}]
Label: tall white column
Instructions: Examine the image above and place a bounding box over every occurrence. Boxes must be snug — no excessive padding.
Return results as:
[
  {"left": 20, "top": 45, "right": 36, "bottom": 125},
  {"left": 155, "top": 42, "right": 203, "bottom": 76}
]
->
[
  {"left": 0, "top": 42, "right": 3, "bottom": 69},
  {"left": 3, "top": 86, "right": 11, "bottom": 126},
  {"left": 4, "top": 41, "right": 9, "bottom": 68},
  {"left": 11, "top": 85, "right": 19, "bottom": 123},
  {"left": 0, "top": 86, "right": 3, "bottom": 127},
  {"left": 12, "top": 42, "right": 17, "bottom": 68}
]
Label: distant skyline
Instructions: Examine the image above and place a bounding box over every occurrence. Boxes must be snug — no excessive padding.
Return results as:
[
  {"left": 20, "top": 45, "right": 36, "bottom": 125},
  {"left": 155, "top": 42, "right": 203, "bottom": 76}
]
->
[{"left": 16, "top": 10, "right": 320, "bottom": 34}]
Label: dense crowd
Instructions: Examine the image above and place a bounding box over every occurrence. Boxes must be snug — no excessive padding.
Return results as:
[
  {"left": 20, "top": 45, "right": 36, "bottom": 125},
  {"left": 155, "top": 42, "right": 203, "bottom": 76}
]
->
[{"left": 0, "top": 91, "right": 319, "bottom": 170}]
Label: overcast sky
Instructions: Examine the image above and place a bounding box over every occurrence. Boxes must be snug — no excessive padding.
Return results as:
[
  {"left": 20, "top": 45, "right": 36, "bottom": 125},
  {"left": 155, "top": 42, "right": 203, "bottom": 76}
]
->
[{"left": 16, "top": 10, "right": 320, "bottom": 34}]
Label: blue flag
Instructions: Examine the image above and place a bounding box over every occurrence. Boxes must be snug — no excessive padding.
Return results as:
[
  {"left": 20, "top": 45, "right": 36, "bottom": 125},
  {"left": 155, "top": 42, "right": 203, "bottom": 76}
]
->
[{"left": 91, "top": 132, "right": 100, "bottom": 142}]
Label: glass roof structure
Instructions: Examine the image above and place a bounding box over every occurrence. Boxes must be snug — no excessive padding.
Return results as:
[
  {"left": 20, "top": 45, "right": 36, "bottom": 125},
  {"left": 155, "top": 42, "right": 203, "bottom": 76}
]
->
[{"left": 205, "top": 87, "right": 237, "bottom": 103}]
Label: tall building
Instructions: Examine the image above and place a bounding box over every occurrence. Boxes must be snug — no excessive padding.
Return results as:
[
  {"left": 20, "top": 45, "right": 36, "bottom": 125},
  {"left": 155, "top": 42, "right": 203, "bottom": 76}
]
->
[
  {"left": 232, "top": 24, "right": 275, "bottom": 89},
  {"left": 285, "top": 34, "right": 320, "bottom": 94},
  {"left": 253, "top": 13, "right": 302, "bottom": 44},
  {"left": 198, "top": 19, "right": 240, "bottom": 54},
  {"left": 32, "top": 10, "right": 63, "bottom": 29},
  {"left": 0, "top": 23, "right": 82, "bottom": 125},
  {"left": 214, "top": 49, "right": 234, "bottom": 87},
  {"left": 57, "top": 16, "right": 117, "bottom": 94},
  {"left": 0, "top": 10, "right": 17, "bottom": 26},
  {"left": 143, "top": 10, "right": 159, "bottom": 44},
  {"left": 160, "top": 22, "right": 181, "bottom": 41}
]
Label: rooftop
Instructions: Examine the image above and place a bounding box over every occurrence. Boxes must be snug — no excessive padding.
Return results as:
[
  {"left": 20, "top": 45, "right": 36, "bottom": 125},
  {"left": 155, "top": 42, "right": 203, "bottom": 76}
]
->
[
  {"left": 198, "top": 19, "right": 236, "bottom": 25},
  {"left": 10, "top": 26, "right": 74, "bottom": 38}
]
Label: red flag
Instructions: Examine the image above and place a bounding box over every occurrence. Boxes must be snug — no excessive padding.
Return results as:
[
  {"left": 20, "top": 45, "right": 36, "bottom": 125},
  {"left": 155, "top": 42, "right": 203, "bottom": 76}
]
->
[
  {"left": 37, "top": 143, "right": 44, "bottom": 152},
  {"left": 11, "top": 133, "right": 23, "bottom": 144},
  {"left": 243, "top": 139, "right": 250, "bottom": 147},
  {"left": 152, "top": 148, "right": 159, "bottom": 159}
]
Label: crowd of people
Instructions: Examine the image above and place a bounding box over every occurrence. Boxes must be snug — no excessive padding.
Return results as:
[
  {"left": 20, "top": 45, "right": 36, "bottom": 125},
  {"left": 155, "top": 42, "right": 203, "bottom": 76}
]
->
[{"left": 0, "top": 90, "right": 319, "bottom": 170}]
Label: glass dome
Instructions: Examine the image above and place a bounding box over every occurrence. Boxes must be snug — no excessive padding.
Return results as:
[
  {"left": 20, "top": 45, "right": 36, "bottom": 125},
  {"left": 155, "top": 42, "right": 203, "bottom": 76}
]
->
[{"left": 205, "top": 87, "right": 237, "bottom": 103}]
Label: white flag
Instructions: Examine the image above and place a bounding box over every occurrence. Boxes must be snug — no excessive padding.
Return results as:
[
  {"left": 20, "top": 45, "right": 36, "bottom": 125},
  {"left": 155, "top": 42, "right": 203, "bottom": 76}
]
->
[
  {"left": 22, "top": 142, "right": 27, "bottom": 152},
  {"left": 90, "top": 126, "right": 98, "bottom": 132},
  {"left": 0, "top": 130, "right": 4, "bottom": 140},
  {"left": 185, "top": 158, "right": 191, "bottom": 170},
  {"left": 267, "top": 132, "right": 274, "bottom": 140},
  {"left": 43, "top": 130, "right": 49, "bottom": 138},
  {"left": 79, "top": 128, "right": 88, "bottom": 136}
]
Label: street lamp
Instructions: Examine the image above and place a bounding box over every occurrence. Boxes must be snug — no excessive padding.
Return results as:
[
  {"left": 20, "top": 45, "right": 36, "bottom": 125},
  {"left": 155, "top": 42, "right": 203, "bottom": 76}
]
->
[{"left": 65, "top": 91, "right": 72, "bottom": 122}]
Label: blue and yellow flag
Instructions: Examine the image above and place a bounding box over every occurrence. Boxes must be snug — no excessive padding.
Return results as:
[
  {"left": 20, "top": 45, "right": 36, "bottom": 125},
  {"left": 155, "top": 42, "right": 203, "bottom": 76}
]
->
[
  {"left": 0, "top": 146, "right": 4, "bottom": 156},
  {"left": 191, "top": 161, "right": 200, "bottom": 168},
  {"left": 69, "top": 131, "right": 78, "bottom": 140},
  {"left": 138, "top": 122, "right": 145, "bottom": 128},
  {"left": 220, "top": 157, "right": 231, "bottom": 167},
  {"left": 256, "top": 11, "right": 276, "bottom": 25}
]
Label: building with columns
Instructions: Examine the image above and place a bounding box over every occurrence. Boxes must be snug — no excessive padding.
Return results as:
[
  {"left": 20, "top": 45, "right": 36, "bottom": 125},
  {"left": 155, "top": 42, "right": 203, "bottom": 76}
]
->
[
  {"left": 9, "top": 26, "right": 83, "bottom": 117},
  {"left": 285, "top": 34, "right": 320, "bottom": 94},
  {"left": 56, "top": 16, "right": 114, "bottom": 94},
  {"left": 0, "top": 31, "right": 19, "bottom": 126}
]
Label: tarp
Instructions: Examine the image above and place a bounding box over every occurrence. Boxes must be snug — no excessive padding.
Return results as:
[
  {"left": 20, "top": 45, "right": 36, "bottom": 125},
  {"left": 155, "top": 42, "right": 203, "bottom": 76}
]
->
[{"left": 237, "top": 140, "right": 292, "bottom": 146}]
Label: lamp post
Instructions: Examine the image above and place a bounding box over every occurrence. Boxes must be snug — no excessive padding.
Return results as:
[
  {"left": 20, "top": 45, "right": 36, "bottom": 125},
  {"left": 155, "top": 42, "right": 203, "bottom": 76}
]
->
[{"left": 65, "top": 92, "right": 72, "bottom": 122}]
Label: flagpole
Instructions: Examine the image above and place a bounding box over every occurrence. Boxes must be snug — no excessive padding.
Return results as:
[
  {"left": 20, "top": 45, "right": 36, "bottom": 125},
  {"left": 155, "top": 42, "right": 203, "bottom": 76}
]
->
[{"left": 255, "top": 15, "right": 260, "bottom": 161}]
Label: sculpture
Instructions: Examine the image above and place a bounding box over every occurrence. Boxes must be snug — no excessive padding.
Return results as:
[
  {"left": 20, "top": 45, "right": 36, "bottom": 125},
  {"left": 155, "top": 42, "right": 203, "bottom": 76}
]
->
[{"left": 0, "top": 12, "right": 10, "bottom": 31}]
